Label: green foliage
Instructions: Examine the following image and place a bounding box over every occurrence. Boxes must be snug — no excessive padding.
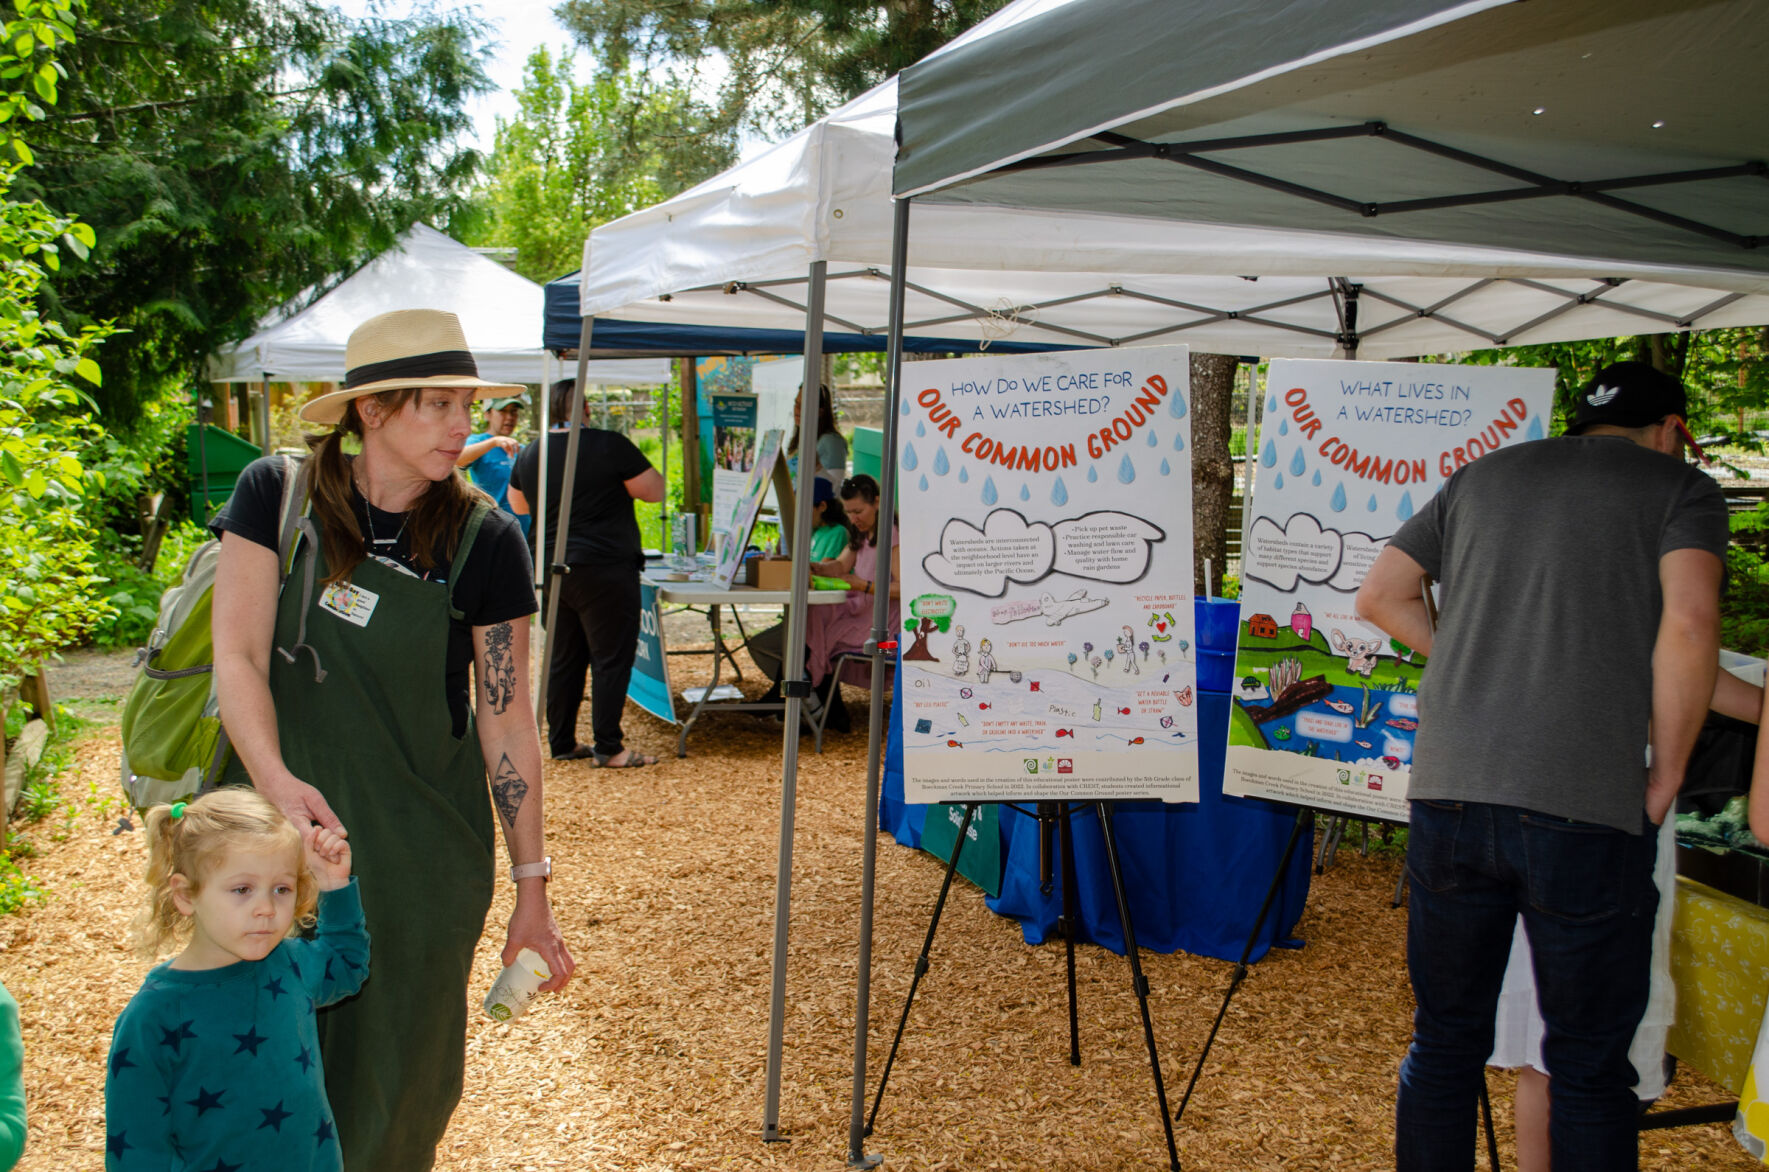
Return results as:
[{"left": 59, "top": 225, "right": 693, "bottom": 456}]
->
[
  {"left": 558, "top": 0, "right": 1011, "bottom": 139},
  {"left": 21, "top": 0, "right": 497, "bottom": 426},
  {"left": 0, "top": 0, "right": 116, "bottom": 691},
  {"left": 86, "top": 518, "right": 206, "bottom": 649},
  {"left": 1724, "top": 502, "right": 1769, "bottom": 651},
  {"left": 471, "top": 47, "right": 735, "bottom": 282}
]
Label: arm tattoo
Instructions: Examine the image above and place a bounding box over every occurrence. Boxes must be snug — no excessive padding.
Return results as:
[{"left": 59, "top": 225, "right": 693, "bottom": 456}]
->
[
  {"left": 482, "top": 622, "right": 516, "bottom": 715},
  {"left": 490, "top": 753, "right": 529, "bottom": 828}
]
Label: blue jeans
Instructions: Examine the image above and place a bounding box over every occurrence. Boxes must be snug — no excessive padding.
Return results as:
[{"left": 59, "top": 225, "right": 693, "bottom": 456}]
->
[{"left": 1396, "top": 799, "right": 1658, "bottom": 1172}]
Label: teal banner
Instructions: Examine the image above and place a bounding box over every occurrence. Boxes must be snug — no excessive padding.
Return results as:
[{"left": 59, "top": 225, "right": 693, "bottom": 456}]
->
[
  {"left": 626, "top": 583, "right": 676, "bottom": 724},
  {"left": 919, "top": 802, "right": 1002, "bottom": 897}
]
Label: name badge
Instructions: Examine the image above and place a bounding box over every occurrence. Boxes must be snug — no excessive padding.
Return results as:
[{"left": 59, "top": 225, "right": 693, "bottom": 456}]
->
[{"left": 319, "top": 581, "right": 380, "bottom": 628}]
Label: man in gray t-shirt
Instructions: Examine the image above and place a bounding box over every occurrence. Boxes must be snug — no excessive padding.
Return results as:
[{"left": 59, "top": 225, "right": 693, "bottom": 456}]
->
[{"left": 1357, "top": 362, "right": 1726, "bottom": 1171}]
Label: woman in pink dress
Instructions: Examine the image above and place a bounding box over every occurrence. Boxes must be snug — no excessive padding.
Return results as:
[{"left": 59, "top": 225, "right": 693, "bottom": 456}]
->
[{"left": 804, "top": 475, "right": 899, "bottom": 732}]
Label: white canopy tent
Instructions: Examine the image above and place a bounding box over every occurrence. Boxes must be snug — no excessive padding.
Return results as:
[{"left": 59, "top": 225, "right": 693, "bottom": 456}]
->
[
  {"left": 571, "top": 6, "right": 1769, "bottom": 1153},
  {"left": 212, "top": 223, "right": 670, "bottom": 386}
]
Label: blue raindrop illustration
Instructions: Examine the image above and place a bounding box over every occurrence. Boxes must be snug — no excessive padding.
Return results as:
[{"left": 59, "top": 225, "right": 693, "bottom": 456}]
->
[
  {"left": 1330, "top": 483, "right": 1348, "bottom": 512},
  {"left": 1289, "top": 447, "right": 1307, "bottom": 476},
  {"left": 1312, "top": 470, "right": 1322, "bottom": 486},
  {"left": 1147, "top": 429, "right": 1159, "bottom": 447},
  {"left": 958, "top": 467, "right": 969, "bottom": 483},
  {"left": 900, "top": 399, "right": 912, "bottom": 416},
  {"left": 1087, "top": 465, "right": 1099, "bottom": 483},
  {"left": 1274, "top": 473, "right": 1285, "bottom": 490},
  {"left": 919, "top": 474, "right": 929, "bottom": 491},
  {"left": 1397, "top": 490, "right": 1415, "bottom": 520},
  {"left": 1525, "top": 415, "right": 1545, "bottom": 441},
  {"left": 1261, "top": 439, "right": 1277, "bottom": 467},
  {"left": 1174, "top": 434, "right": 1185, "bottom": 451},
  {"left": 982, "top": 476, "right": 998, "bottom": 506},
  {"left": 1278, "top": 419, "right": 1289, "bottom": 437},
  {"left": 933, "top": 447, "right": 950, "bottom": 475},
  {"left": 1169, "top": 393, "right": 1188, "bottom": 420},
  {"left": 1051, "top": 477, "right": 1069, "bottom": 506},
  {"left": 1160, "top": 458, "right": 1171, "bottom": 475},
  {"left": 902, "top": 442, "right": 919, "bottom": 471},
  {"left": 1367, "top": 494, "right": 1379, "bottom": 512},
  {"left": 1117, "top": 454, "right": 1136, "bottom": 484},
  {"left": 1267, "top": 394, "right": 1278, "bottom": 412},
  {"left": 915, "top": 420, "right": 926, "bottom": 438},
  {"left": 1019, "top": 483, "right": 1030, "bottom": 501}
]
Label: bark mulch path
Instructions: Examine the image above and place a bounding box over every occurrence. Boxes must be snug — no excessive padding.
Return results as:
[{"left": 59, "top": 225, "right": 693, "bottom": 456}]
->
[{"left": 4, "top": 640, "right": 1753, "bottom": 1170}]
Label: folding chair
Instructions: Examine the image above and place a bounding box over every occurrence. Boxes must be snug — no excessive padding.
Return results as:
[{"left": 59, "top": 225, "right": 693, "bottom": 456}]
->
[{"left": 810, "top": 649, "right": 885, "bottom": 753}]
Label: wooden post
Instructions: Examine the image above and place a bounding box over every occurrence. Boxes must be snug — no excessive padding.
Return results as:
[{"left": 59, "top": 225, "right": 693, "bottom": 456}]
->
[
  {"left": 679, "top": 357, "right": 703, "bottom": 513},
  {"left": 20, "top": 661, "right": 52, "bottom": 731}
]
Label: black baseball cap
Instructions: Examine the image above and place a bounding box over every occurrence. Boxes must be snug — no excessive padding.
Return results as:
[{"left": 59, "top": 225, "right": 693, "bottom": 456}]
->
[{"left": 1565, "top": 361, "right": 1687, "bottom": 435}]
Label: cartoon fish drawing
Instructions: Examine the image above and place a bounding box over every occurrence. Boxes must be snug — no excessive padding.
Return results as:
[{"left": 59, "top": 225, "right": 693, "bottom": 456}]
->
[
  {"left": 1385, "top": 717, "right": 1419, "bottom": 730},
  {"left": 1117, "top": 706, "right": 1131, "bottom": 716},
  {"left": 1055, "top": 728, "right": 1074, "bottom": 738},
  {"left": 1127, "top": 736, "right": 1144, "bottom": 745},
  {"left": 947, "top": 739, "right": 964, "bottom": 748},
  {"left": 1175, "top": 686, "right": 1193, "bottom": 707},
  {"left": 960, "top": 687, "right": 973, "bottom": 699},
  {"left": 977, "top": 702, "right": 991, "bottom": 710},
  {"left": 1355, "top": 739, "right": 1372, "bottom": 749},
  {"left": 1324, "top": 700, "right": 1354, "bottom": 714}
]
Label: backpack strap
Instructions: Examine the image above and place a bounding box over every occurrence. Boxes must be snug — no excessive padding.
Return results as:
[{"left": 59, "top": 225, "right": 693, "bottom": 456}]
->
[
  {"left": 273, "top": 456, "right": 328, "bottom": 684},
  {"left": 447, "top": 502, "right": 493, "bottom": 624}
]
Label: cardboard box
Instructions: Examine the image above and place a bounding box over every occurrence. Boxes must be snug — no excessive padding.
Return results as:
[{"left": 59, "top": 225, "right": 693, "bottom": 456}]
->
[{"left": 746, "top": 557, "right": 793, "bottom": 591}]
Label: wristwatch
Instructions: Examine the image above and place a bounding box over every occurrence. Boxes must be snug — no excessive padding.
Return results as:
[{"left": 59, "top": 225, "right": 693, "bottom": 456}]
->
[{"left": 509, "top": 857, "right": 552, "bottom": 883}]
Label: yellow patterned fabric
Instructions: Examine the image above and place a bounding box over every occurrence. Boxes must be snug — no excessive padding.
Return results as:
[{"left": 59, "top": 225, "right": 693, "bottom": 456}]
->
[{"left": 1667, "top": 876, "right": 1769, "bottom": 1096}]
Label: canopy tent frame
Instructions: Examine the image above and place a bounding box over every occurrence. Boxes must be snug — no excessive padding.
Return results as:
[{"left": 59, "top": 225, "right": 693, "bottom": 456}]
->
[{"left": 993, "top": 121, "right": 1767, "bottom": 257}]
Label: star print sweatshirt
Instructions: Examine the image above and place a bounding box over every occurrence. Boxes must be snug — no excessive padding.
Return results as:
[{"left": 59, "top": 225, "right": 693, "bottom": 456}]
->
[{"left": 104, "top": 880, "right": 369, "bottom": 1172}]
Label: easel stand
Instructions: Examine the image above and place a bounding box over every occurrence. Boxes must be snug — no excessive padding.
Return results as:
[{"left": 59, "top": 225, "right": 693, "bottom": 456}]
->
[{"left": 864, "top": 801, "right": 1182, "bottom": 1172}]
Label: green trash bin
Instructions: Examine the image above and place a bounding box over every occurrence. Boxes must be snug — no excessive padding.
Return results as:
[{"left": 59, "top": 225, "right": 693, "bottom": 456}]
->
[{"left": 187, "top": 424, "right": 263, "bottom": 524}]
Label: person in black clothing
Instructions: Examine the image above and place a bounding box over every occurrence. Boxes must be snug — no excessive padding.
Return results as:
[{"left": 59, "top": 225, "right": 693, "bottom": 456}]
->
[{"left": 508, "top": 378, "right": 665, "bottom": 766}]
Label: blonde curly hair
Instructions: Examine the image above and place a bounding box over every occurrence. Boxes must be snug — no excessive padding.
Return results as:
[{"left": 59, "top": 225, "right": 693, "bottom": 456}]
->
[{"left": 130, "top": 787, "right": 317, "bottom": 958}]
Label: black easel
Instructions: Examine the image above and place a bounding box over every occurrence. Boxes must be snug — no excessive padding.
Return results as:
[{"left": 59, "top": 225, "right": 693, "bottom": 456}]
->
[{"left": 866, "top": 800, "right": 1183, "bottom": 1172}]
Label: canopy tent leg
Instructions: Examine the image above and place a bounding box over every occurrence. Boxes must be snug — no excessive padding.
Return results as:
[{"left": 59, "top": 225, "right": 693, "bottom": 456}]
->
[
  {"left": 762, "top": 259, "right": 830, "bottom": 1143},
  {"left": 536, "top": 322, "right": 594, "bottom": 730},
  {"left": 847, "top": 195, "right": 911, "bottom": 1169}
]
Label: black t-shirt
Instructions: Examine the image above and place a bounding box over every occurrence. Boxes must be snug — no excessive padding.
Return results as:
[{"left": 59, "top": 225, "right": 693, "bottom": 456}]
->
[
  {"left": 509, "top": 428, "right": 652, "bottom": 568},
  {"left": 210, "top": 455, "right": 538, "bottom": 737}
]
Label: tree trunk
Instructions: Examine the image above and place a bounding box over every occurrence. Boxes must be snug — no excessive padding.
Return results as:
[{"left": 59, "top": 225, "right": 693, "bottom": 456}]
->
[{"left": 1190, "top": 353, "right": 1239, "bottom": 596}]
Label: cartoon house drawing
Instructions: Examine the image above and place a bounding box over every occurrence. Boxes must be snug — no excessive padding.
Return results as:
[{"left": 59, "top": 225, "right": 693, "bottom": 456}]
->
[
  {"left": 1248, "top": 613, "right": 1279, "bottom": 639},
  {"left": 1290, "top": 601, "right": 1313, "bottom": 641}
]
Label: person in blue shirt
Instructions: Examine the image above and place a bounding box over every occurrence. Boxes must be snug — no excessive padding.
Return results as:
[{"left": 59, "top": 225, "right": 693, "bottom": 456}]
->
[
  {"left": 457, "top": 392, "right": 531, "bottom": 536},
  {"left": 105, "top": 787, "right": 366, "bottom": 1172}
]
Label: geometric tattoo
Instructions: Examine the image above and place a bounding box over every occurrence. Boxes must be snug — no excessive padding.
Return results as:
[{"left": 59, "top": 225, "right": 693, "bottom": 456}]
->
[
  {"left": 483, "top": 622, "right": 516, "bottom": 715},
  {"left": 491, "top": 753, "right": 528, "bottom": 828}
]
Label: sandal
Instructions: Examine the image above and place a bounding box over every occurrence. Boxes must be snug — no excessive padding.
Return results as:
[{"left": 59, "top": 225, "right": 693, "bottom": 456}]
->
[
  {"left": 551, "top": 743, "right": 598, "bottom": 761},
  {"left": 593, "top": 749, "right": 658, "bottom": 768}
]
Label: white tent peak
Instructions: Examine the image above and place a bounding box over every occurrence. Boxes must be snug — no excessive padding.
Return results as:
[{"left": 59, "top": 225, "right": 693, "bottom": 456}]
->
[{"left": 215, "top": 224, "right": 667, "bottom": 385}]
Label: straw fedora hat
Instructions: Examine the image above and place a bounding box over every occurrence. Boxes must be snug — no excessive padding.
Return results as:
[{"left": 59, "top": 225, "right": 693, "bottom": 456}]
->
[{"left": 298, "top": 308, "right": 527, "bottom": 425}]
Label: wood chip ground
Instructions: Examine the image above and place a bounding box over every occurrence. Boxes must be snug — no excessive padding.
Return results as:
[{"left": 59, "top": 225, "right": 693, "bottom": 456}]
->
[{"left": 5, "top": 638, "right": 1754, "bottom": 1170}]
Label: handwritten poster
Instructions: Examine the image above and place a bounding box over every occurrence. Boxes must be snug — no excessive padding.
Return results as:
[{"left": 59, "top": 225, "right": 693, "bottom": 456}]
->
[
  {"left": 898, "top": 346, "right": 1198, "bottom": 805},
  {"left": 1222, "top": 359, "right": 1555, "bottom": 821}
]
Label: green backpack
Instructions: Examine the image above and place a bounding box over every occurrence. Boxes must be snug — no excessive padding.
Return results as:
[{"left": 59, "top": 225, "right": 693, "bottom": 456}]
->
[{"left": 119, "top": 455, "right": 314, "bottom": 811}]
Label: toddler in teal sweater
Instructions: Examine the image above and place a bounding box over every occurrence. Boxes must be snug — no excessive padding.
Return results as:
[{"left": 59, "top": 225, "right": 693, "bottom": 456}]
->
[{"left": 104, "top": 788, "right": 367, "bottom": 1172}]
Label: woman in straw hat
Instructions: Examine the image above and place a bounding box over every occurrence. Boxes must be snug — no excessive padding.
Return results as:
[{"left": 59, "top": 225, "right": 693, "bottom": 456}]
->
[{"left": 210, "top": 308, "right": 575, "bottom": 1170}]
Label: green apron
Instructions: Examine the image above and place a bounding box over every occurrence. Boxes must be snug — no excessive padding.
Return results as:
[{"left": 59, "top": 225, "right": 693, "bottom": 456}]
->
[{"left": 226, "top": 507, "right": 495, "bottom": 1171}]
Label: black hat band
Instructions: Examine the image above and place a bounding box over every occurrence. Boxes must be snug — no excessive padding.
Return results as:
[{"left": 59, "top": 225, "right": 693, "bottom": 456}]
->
[{"left": 344, "top": 348, "right": 479, "bottom": 389}]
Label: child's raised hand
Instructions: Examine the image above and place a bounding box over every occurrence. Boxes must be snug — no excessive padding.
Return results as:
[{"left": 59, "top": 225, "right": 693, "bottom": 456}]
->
[{"left": 303, "top": 823, "right": 352, "bottom": 891}]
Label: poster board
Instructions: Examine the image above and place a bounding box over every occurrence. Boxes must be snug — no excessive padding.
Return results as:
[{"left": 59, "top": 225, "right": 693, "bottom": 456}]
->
[
  {"left": 1222, "top": 359, "right": 1556, "bottom": 821},
  {"left": 918, "top": 802, "right": 1003, "bottom": 897},
  {"left": 709, "top": 392, "right": 758, "bottom": 529},
  {"left": 712, "top": 428, "right": 785, "bottom": 588},
  {"left": 625, "top": 583, "right": 677, "bottom": 724},
  {"left": 897, "top": 346, "right": 1198, "bottom": 805}
]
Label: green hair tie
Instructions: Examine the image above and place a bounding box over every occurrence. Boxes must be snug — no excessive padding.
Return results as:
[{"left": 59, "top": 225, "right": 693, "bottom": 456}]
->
[{"left": 169, "top": 801, "right": 188, "bottom": 821}]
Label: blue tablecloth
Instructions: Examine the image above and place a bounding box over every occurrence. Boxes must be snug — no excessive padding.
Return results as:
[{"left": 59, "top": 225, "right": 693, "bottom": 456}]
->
[{"left": 881, "top": 687, "right": 1312, "bottom": 964}]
